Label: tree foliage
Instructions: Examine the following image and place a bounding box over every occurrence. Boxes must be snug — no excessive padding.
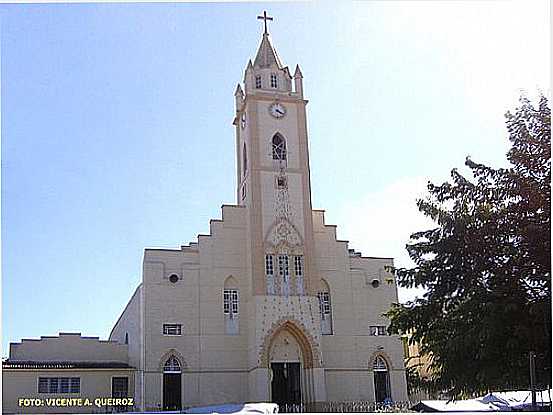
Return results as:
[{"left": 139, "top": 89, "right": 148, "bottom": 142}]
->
[{"left": 386, "top": 95, "right": 551, "bottom": 398}]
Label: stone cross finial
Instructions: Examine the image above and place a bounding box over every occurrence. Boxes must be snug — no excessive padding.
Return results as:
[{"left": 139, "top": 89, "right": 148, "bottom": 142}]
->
[{"left": 257, "top": 11, "right": 273, "bottom": 34}]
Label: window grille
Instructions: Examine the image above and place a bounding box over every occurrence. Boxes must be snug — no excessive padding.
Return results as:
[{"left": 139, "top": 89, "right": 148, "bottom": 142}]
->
[
  {"left": 373, "top": 356, "right": 388, "bottom": 371},
  {"left": 265, "top": 254, "right": 274, "bottom": 275},
  {"left": 318, "top": 291, "right": 333, "bottom": 334},
  {"left": 369, "top": 325, "right": 387, "bottom": 336},
  {"left": 112, "top": 377, "right": 129, "bottom": 398},
  {"left": 318, "top": 292, "right": 331, "bottom": 316},
  {"left": 255, "top": 75, "right": 262, "bottom": 89},
  {"left": 163, "top": 324, "right": 182, "bottom": 335},
  {"left": 163, "top": 356, "right": 181, "bottom": 373},
  {"left": 60, "top": 377, "right": 70, "bottom": 393},
  {"left": 270, "top": 73, "right": 278, "bottom": 88},
  {"left": 223, "top": 289, "right": 239, "bottom": 316},
  {"left": 70, "top": 378, "right": 80, "bottom": 393},
  {"left": 38, "top": 377, "right": 80, "bottom": 394},
  {"left": 223, "top": 290, "right": 230, "bottom": 314},
  {"left": 38, "top": 378, "right": 48, "bottom": 393},
  {"left": 278, "top": 255, "right": 289, "bottom": 279},
  {"left": 49, "top": 378, "right": 58, "bottom": 393},
  {"left": 231, "top": 290, "right": 239, "bottom": 314},
  {"left": 272, "top": 135, "right": 287, "bottom": 161},
  {"left": 294, "top": 256, "right": 303, "bottom": 277}
]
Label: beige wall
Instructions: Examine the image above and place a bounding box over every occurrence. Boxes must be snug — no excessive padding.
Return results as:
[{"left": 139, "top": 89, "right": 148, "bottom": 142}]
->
[
  {"left": 117, "top": 205, "right": 407, "bottom": 408},
  {"left": 312, "top": 209, "right": 408, "bottom": 402},
  {"left": 2, "top": 369, "right": 135, "bottom": 414},
  {"left": 109, "top": 284, "right": 143, "bottom": 405},
  {"left": 9, "top": 334, "right": 128, "bottom": 363}
]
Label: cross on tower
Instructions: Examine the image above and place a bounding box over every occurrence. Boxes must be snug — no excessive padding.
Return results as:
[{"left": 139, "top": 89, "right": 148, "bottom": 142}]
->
[{"left": 257, "top": 11, "right": 273, "bottom": 34}]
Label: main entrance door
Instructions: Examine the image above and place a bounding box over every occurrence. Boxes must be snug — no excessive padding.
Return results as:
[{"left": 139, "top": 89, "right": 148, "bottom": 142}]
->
[
  {"left": 373, "top": 356, "right": 391, "bottom": 403},
  {"left": 271, "top": 362, "right": 302, "bottom": 405},
  {"left": 163, "top": 374, "right": 181, "bottom": 410},
  {"left": 163, "top": 356, "right": 182, "bottom": 411}
]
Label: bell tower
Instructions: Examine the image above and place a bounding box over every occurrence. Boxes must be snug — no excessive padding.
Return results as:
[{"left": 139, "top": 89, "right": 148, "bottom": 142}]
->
[{"left": 233, "top": 12, "right": 317, "bottom": 297}]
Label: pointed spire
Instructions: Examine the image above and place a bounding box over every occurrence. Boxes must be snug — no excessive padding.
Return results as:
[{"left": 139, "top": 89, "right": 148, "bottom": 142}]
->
[
  {"left": 234, "top": 83, "right": 244, "bottom": 97},
  {"left": 294, "top": 64, "right": 303, "bottom": 79},
  {"left": 235, "top": 83, "right": 245, "bottom": 111},
  {"left": 246, "top": 59, "right": 254, "bottom": 72},
  {"left": 294, "top": 64, "right": 304, "bottom": 98},
  {"left": 253, "top": 33, "right": 283, "bottom": 69}
]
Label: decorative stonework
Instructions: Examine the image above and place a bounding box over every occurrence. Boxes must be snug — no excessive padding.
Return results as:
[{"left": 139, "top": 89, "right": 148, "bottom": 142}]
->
[
  {"left": 259, "top": 316, "right": 322, "bottom": 368},
  {"left": 265, "top": 218, "right": 303, "bottom": 253},
  {"left": 368, "top": 350, "right": 394, "bottom": 371},
  {"left": 158, "top": 349, "right": 187, "bottom": 372}
]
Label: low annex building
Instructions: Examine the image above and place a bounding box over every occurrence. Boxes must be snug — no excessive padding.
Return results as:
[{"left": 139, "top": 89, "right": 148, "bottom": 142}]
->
[
  {"left": 3, "top": 14, "right": 408, "bottom": 413},
  {"left": 2, "top": 333, "right": 135, "bottom": 414}
]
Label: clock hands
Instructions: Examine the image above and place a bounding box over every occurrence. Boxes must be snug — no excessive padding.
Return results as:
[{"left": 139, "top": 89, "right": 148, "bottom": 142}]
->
[{"left": 269, "top": 102, "right": 286, "bottom": 118}]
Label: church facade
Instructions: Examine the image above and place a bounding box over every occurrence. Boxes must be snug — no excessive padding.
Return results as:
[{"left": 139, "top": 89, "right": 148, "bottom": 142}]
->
[
  {"left": 3, "top": 16, "right": 408, "bottom": 413},
  {"left": 108, "top": 20, "right": 408, "bottom": 410}
]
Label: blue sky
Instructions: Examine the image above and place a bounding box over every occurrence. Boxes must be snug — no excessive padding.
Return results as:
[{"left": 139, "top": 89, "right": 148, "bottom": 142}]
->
[{"left": 2, "top": 1, "right": 550, "bottom": 355}]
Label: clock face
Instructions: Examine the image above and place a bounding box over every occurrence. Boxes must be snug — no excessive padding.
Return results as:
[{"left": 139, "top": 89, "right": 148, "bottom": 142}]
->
[
  {"left": 241, "top": 113, "right": 246, "bottom": 129},
  {"left": 269, "top": 102, "right": 287, "bottom": 119}
]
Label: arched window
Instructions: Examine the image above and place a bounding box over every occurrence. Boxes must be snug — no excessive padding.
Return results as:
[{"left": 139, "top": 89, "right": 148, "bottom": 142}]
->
[
  {"left": 163, "top": 356, "right": 181, "bottom": 373},
  {"left": 318, "top": 279, "right": 333, "bottom": 335},
  {"left": 124, "top": 333, "right": 129, "bottom": 344},
  {"left": 272, "top": 134, "right": 287, "bottom": 161},
  {"left": 373, "top": 356, "right": 391, "bottom": 403},
  {"left": 243, "top": 143, "right": 248, "bottom": 176},
  {"left": 223, "top": 276, "right": 239, "bottom": 334}
]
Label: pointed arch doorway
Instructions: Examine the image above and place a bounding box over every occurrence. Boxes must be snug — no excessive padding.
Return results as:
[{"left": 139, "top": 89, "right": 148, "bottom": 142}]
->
[
  {"left": 270, "top": 330, "right": 302, "bottom": 406},
  {"left": 162, "top": 356, "right": 182, "bottom": 411},
  {"left": 265, "top": 320, "right": 317, "bottom": 407},
  {"left": 373, "top": 356, "right": 391, "bottom": 403}
]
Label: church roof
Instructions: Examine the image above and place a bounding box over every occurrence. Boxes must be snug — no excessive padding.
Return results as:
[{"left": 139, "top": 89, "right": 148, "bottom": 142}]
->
[{"left": 253, "top": 33, "right": 283, "bottom": 69}]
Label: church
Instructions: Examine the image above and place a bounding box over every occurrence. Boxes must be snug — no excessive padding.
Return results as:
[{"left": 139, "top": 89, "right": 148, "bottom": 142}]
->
[{"left": 3, "top": 13, "right": 408, "bottom": 413}]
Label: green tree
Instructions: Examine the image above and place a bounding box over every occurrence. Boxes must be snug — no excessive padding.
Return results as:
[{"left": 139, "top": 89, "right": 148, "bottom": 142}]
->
[{"left": 387, "top": 95, "right": 551, "bottom": 398}]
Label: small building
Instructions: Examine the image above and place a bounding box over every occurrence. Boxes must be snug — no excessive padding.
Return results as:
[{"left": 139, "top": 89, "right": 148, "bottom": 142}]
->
[{"left": 2, "top": 333, "right": 136, "bottom": 414}]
